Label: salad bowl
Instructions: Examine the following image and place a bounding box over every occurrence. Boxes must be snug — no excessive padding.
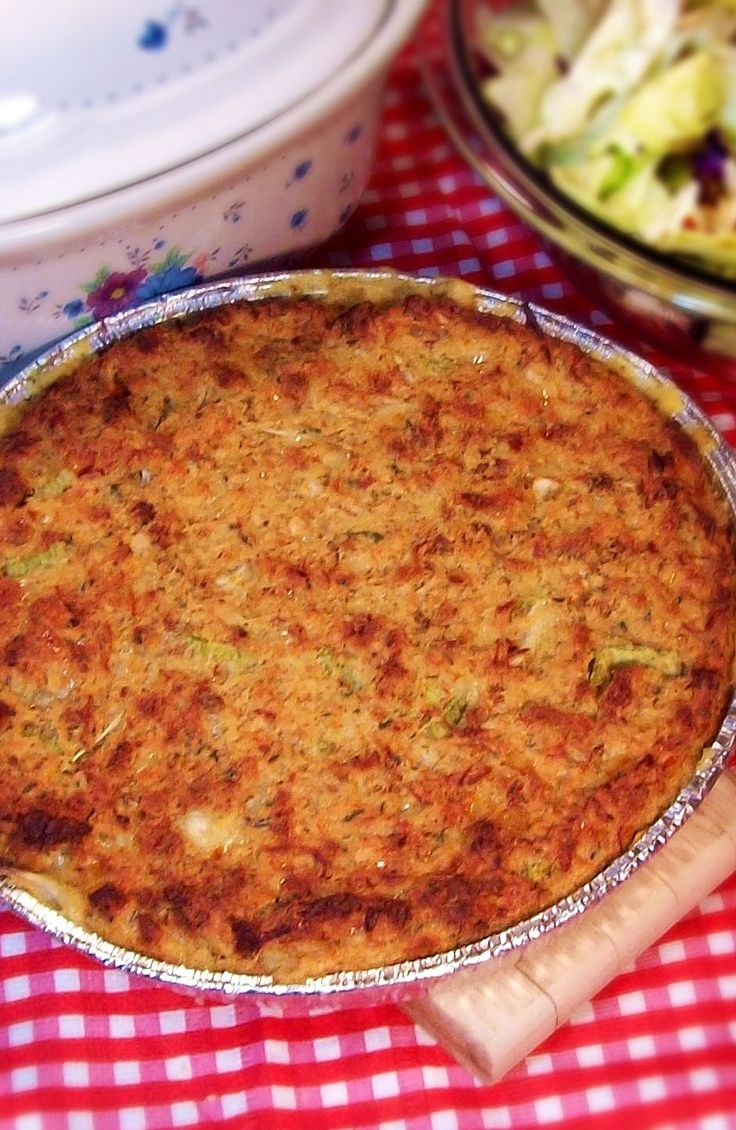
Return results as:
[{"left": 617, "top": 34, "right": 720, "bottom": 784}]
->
[{"left": 419, "top": 0, "right": 736, "bottom": 369}]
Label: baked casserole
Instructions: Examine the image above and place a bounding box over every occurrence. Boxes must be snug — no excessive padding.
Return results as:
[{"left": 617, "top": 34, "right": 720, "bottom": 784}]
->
[{"left": 0, "top": 275, "right": 734, "bottom": 984}]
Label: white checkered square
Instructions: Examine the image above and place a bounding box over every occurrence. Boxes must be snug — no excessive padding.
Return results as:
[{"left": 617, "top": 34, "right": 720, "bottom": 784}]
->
[
  {"left": 66, "top": 1112, "right": 94, "bottom": 1130},
  {"left": 53, "top": 968, "right": 81, "bottom": 993},
  {"left": 208, "top": 1003, "right": 237, "bottom": 1028},
  {"left": 4, "top": 974, "right": 31, "bottom": 1002},
  {"left": 526, "top": 1053, "right": 554, "bottom": 1076},
  {"left": 707, "top": 932, "right": 735, "bottom": 956},
  {"left": 0, "top": 930, "right": 30, "bottom": 957},
  {"left": 7, "top": 1020, "right": 34, "bottom": 1047},
  {"left": 639, "top": 1076, "right": 667, "bottom": 1102},
  {"left": 264, "top": 1038, "right": 290, "bottom": 1064},
  {"left": 214, "top": 1046, "right": 242, "bottom": 1074},
  {"left": 534, "top": 1095, "right": 565, "bottom": 1122},
  {"left": 164, "top": 1055, "right": 193, "bottom": 1082},
  {"left": 618, "top": 990, "right": 647, "bottom": 1016},
  {"left": 587, "top": 1085, "right": 616, "bottom": 1113},
  {"left": 668, "top": 981, "right": 697, "bottom": 1007},
  {"left": 221, "top": 1092, "right": 248, "bottom": 1119},
  {"left": 58, "top": 1013, "right": 86, "bottom": 1039},
  {"left": 372, "top": 1070, "right": 401, "bottom": 1099},
  {"left": 159, "top": 1010, "right": 187, "bottom": 1035},
  {"left": 113, "top": 1060, "right": 142, "bottom": 1086},
  {"left": 171, "top": 1101, "right": 199, "bottom": 1126},
  {"left": 364, "top": 1025, "right": 393, "bottom": 1052},
  {"left": 108, "top": 1012, "right": 136, "bottom": 1038},
  {"left": 628, "top": 1035, "right": 656, "bottom": 1059},
  {"left": 430, "top": 1111, "right": 458, "bottom": 1129},
  {"left": 576, "top": 1044, "right": 605, "bottom": 1068},
  {"left": 313, "top": 1035, "right": 341, "bottom": 1061},
  {"left": 10, "top": 1065, "right": 38, "bottom": 1093},
  {"left": 658, "top": 940, "right": 687, "bottom": 964},
  {"left": 14, "top": 1117, "right": 43, "bottom": 1130},
  {"left": 717, "top": 974, "right": 736, "bottom": 997},
  {"left": 679, "top": 1026, "right": 707, "bottom": 1051},
  {"left": 320, "top": 1080, "right": 349, "bottom": 1107},
  {"left": 422, "top": 1065, "right": 450, "bottom": 1089},
  {"left": 102, "top": 969, "right": 130, "bottom": 993},
  {"left": 62, "top": 1061, "right": 90, "bottom": 1088},
  {"left": 270, "top": 1084, "right": 298, "bottom": 1110},
  {"left": 119, "top": 1108, "right": 147, "bottom": 1130},
  {"left": 690, "top": 1068, "right": 719, "bottom": 1092}
]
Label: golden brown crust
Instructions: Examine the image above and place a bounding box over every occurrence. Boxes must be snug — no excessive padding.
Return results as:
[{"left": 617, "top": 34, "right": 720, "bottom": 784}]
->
[{"left": 0, "top": 290, "right": 734, "bottom": 981}]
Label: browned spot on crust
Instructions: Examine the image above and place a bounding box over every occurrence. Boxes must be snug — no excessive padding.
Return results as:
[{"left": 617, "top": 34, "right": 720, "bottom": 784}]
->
[
  {"left": 17, "top": 810, "right": 91, "bottom": 848},
  {"left": 0, "top": 468, "right": 29, "bottom": 508}
]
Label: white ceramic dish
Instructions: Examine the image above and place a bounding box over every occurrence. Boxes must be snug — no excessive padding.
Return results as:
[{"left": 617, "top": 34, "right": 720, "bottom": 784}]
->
[{"left": 0, "top": 0, "right": 427, "bottom": 374}]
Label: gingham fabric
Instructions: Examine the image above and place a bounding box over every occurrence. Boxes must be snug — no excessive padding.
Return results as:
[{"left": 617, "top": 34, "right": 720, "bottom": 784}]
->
[{"left": 2, "top": 44, "right": 736, "bottom": 1130}]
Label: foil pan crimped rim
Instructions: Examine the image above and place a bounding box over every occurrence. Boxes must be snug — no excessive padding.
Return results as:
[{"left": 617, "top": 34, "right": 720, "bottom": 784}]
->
[{"left": 1, "top": 268, "right": 735, "bottom": 1006}]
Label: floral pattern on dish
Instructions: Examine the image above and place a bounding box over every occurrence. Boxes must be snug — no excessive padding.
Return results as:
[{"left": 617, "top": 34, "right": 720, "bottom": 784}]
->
[{"left": 56, "top": 246, "right": 204, "bottom": 331}]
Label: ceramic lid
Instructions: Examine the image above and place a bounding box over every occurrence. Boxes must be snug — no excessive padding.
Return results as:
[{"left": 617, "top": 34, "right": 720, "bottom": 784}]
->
[{"left": 0, "top": 0, "right": 389, "bottom": 224}]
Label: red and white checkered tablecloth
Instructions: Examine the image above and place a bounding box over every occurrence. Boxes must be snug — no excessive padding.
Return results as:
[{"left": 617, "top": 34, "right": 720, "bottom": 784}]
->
[{"left": 3, "top": 43, "right": 736, "bottom": 1130}]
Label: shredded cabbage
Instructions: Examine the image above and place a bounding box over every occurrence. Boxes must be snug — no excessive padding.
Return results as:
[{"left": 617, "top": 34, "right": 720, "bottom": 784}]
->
[
  {"left": 536, "top": 0, "right": 605, "bottom": 58},
  {"left": 477, "top": 0, "right": 736, "bottom": 279}
]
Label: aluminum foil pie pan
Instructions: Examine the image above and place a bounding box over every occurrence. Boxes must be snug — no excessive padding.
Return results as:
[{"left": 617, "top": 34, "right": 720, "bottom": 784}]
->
[{"left": 1, "top": 269, "right": 735, "bottom": 1009}]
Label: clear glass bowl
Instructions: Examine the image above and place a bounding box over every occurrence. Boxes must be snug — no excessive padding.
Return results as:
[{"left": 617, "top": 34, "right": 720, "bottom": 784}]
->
[{"left": 418, "top": 0, "right": 736, "bottom": 371}]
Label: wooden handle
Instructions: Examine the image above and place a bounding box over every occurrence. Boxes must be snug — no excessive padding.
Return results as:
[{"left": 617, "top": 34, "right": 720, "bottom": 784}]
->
[{"left": 404, "top": 771, "right": 736, "bottom": 1083}]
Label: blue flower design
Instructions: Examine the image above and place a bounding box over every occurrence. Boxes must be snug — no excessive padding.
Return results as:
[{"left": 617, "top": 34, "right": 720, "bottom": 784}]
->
[
  {"left": 138, "top": 20, "right": 168, "bottom": 49},
  {"left": 134, "top": 263, "right": 202, "bottom": 301},
  {"left": 62, "top": 298, "right": 86, "bottom": 318},
  {"left": 293, "top": 160, "right": 312, "bottom": 181},
  {"left": 345, "top": 124, "right": 362, "bottom": 145},
  {"left": 290, "top": 209, "right": 309, "bottom": 230}
]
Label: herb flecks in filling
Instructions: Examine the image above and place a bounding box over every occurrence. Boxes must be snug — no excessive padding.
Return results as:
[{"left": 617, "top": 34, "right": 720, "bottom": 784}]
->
[{"left": 0, "top": 289, "right": 733, "bottom": 983}]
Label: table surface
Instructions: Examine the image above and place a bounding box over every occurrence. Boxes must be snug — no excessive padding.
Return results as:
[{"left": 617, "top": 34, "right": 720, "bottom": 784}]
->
[{"left": 2, "top": 42, "right": 736, "bottom": 1130}]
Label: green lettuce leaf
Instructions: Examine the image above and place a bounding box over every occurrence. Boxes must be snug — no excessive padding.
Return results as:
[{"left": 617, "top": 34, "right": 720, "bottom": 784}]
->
[
  {"left": 600, "top": 49, "right": 725, "bottom": 155},
  {"left": 524, "top": 0, "right": 679, "bottom": 152}
]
